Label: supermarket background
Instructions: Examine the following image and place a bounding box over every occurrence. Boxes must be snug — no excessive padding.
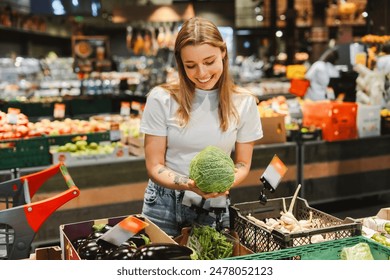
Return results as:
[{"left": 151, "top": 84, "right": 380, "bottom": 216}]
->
[{"left": 0, "top": 0, "right": 389, "bottom": 261}]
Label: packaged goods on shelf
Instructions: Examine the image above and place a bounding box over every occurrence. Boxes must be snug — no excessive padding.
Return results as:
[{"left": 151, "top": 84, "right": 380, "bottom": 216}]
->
[
  {"left": 229, "top": 197, "right": 361, "bottom": 253},
  {"left": 302, "top": 100, "right": 357, "bottom": 142}
]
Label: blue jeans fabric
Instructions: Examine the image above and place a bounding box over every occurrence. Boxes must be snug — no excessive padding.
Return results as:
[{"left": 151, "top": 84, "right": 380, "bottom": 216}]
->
[{"left": 141, "top": 179, "right": 230, "bottom": 237}]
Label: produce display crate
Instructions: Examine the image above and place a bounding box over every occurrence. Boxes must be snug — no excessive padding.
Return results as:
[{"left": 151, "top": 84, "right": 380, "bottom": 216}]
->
[
  {"left": 227, "top": 236, "right": 390, "bottom": 260},
  {"left": 46, "top": 131, "right": 110, "bottom": 146},
  {"left": 229, "top": 197, "right": 362, "bottom": 253},
  {"left": 302, "top": 101, "right": 357, "bottom": 142},
  {"left": 0, "top": 163, "right": 80, "bottom": 259},
  {"left": 0, "top": 137, "right": 51, "bottom": 170},
  {"left": 60, "top": 214, "right": 176, "bottom": 260}
]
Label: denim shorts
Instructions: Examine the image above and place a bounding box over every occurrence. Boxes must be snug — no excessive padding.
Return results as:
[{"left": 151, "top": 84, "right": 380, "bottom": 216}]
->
[{"left": 141, "top": 179, "right": 230, "bottom": 237}]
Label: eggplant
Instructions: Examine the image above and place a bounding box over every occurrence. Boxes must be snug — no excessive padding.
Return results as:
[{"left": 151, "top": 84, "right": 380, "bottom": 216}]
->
[
  {"left": 72, "top": 237, "right": 87, "bottom": 251},
  {"left": 131, "top": 243, "right": 194, "bottom": 260},
  {"left": 104, "top": 244, "right": 137, "bottom": 260},
  {"left": 77, "top": 239, "right": 104, "bottom": 260},
  {"left": 87, "top": 230, "right": 104, "bottom": 240},
  {"left": 127, "top": 233, "right": 150, "bottom": 247},
  {"left": 96, "top": 239, "right": 117, "bottom": 258}
]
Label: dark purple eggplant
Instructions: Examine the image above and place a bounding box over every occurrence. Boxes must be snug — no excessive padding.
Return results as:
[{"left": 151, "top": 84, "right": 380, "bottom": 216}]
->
[
  {"left": 104, "top": 244, "right": 137, "bottom": 260},
  {"left": 77, "top": 239, "right": 104, "bottom": 260},
  {"left": 87, "top": 230, "right": 104, "bottom": 240},
  {"left": 127, "top": 233, "right": 150, "bottom": 247},
  {"left": 96, "top": 239, "right": 117, "bottom": 258},
  {"left": 131, "top": 243, "right": 194, "bottom": 260},
  {"left": 72, "top": 237, "right": 87, "bottom": 251}
]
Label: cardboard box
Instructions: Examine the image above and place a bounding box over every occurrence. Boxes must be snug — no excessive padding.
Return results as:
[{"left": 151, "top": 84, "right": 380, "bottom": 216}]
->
[
  {"left": 60, "top": 214, "right": 176, "bottom": 260},
  {"left": 255, "top": 115, "right": 286, "bottom": 145},
  {"left": 376, "top": 208, "right": 390, "bottom": 220},
  {"left": 30, "top": 246, "right": 62, "bottom": 260},
  {"left": 357, "top": 104, "right": 381, "bottom": 138},
  {"left": 127, "top": 136, "right": 144, "bottom": 156},
  {"left": 302, "top": 101, "right": 357, "bottom": 142}
]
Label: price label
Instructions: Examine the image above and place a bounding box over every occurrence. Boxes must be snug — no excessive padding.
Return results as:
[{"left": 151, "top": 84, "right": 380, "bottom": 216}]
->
[
  {"left": 6, "top": 108, "right": 20, "bottom": 125},
  {"left": 120, "top": 101, "right": 130, "bottom": 116},
  {"left": 110, "top": 122, "right": 121, "bottom": 141},
  {"left": 261, "top": 155, "right": 288, "bottom": 190},
  {"left": 131, "top": 101, "right": 141, "bottom": 112},
  {"left": 54, "top": 103, "right": 66, "bottom": 119}
]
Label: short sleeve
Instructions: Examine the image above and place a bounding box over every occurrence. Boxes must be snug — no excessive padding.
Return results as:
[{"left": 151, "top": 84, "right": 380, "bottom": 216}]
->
[
  {"left": 236, "top": 95, "right": 263, "bottom": 143},
  {"left": 139, "top": 87, "right": 170, "bottom": 136}
]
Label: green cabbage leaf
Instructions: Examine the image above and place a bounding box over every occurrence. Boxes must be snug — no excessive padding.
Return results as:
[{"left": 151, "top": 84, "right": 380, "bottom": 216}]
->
[
  {"left": 340, "top": 242, "right": 374, "bottom": 260},
  {"left": 189, "top": 146, "right": 235, "bottom": 193}
]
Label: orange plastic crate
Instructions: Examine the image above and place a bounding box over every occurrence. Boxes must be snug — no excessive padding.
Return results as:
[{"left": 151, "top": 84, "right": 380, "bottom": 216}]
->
[{"left": 302, "top": 101, "right": 357, "bottom": 142}]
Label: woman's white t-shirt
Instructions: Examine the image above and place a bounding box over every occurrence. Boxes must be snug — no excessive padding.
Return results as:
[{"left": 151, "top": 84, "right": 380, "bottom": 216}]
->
[{"left": 140, "top": 86, "right": 263, "bottom": 176}]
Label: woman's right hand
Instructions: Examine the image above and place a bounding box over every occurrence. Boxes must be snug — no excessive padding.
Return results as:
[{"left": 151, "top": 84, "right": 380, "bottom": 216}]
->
[{"left": 187, "top": 179, "right": 229, "bottom": 200}]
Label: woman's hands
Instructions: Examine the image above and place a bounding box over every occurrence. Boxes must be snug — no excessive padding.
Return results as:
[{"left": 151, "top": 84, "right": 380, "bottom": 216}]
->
[{"left": 187, "top": 178, "right": 229, "bottom": 200}]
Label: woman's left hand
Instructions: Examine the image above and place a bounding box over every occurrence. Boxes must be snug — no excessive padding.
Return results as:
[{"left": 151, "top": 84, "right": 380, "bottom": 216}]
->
[{"left": 188, "top": 179, "right": 229, "bottom": 200}]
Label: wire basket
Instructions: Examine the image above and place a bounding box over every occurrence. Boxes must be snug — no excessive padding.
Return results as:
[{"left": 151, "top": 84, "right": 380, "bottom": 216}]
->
[
  {"left": 0, "top": 163, "right": 80, "bottom": 260},
  {"left": 229, "top": 197, "right": 362, "bottom": 253}
]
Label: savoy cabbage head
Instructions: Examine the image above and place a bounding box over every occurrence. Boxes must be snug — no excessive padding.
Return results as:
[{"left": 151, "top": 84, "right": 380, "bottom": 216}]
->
[{"left": 189, "top": 146, "right": 235, "bottom": 193}]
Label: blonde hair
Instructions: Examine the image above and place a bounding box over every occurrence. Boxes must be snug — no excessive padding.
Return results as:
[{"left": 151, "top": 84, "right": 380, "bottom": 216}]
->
[{"left": 161, "top": 17, "right": 239, "bottom": 132}]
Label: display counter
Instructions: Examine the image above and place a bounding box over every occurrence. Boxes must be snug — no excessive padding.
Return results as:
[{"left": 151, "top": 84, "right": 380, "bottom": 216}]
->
[{"left": 1, "top": 135, "right": 389, "bottom": 248}]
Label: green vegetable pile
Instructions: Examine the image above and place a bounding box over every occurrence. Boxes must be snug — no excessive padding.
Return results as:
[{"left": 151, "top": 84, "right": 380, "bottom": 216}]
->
[
  {"left": 189, "top": 146, "right": 235, "bottom": 193},
  {"left": 187, "top": 225, "right": 234, "bottom": 260},
  {"left": 371, "top": 233, "right": 390, "bottom": 247}
]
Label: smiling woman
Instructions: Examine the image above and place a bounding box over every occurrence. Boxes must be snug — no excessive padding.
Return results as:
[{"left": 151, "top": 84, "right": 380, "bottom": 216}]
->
[
  {"left": 181, "top": 44, "right": 225, "bottom": 90},
  {"left": 138, "top": 17, "right": 263, "bottom": 237}
]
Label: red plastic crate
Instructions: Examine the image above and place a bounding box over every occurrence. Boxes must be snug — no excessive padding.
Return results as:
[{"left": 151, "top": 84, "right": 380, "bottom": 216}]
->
[{"left": 302, "top": 101, "right": 357, "bottom": 142}]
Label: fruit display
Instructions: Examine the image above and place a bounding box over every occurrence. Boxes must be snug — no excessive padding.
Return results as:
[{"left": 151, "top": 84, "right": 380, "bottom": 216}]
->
[
  {"left": 90, "top": 114, "right": 143, "bottom": 141},
  {"left": 51, "top": 140, "right": 130, "bottom": 165},
  {"left": 0, "top": 111, "right": 30, "bottom": 139},
  {"left": 51, "top": 140, "right": 121, "bottom": 156},
  {"left": 257, "top": 95, "right": 289, "bottom": 118},
  {"left": 90, "top": 114, "right": 145, "bottom": 155},
  {"left": 381, "top": 108, "right": 390, "bottom": 118},
  {"left": 0, "top": 110, "right": 109, "bottom": 140},
  {"left": 31, "top": 118, "right": 109, "bottom": 136},
  {"left": 360, "top": 210, "right": 390, "bottom": 248}
]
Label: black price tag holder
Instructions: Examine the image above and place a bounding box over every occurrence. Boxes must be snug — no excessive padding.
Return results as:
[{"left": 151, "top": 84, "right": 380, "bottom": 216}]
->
[{"left": 259, "top": 155, "right": 288, "bottom": 204}]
